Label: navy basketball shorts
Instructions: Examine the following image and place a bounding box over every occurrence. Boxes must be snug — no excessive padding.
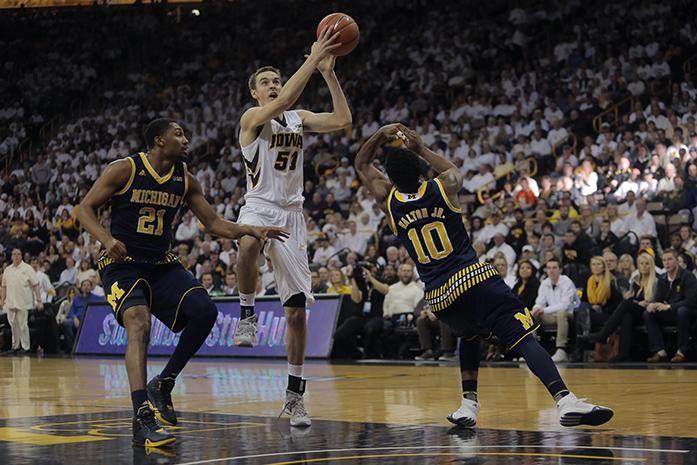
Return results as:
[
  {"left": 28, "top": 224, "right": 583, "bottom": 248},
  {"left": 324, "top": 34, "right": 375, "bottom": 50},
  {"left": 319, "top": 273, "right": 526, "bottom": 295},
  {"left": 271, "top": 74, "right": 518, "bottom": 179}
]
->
[
  {"left": 99, "top": 262, "right": 204, "bottom": 332},
  {"left": 434, "top": 275, "right": 540, "bottom": 351}
]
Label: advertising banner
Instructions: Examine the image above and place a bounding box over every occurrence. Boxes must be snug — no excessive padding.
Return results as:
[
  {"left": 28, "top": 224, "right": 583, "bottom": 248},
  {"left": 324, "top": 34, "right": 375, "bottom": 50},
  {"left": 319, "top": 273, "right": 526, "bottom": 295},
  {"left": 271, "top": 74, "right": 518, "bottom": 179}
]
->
[{"left": 73, "top": 295, "right": 341, "bottom": 358}]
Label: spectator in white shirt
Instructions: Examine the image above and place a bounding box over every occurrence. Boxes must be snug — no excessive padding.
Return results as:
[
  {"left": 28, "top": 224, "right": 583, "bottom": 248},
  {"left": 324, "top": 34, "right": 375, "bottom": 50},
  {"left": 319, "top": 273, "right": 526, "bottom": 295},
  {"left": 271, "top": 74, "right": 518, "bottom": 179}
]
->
[
  {"left": 547, "top": 119, "right": 569, "bottom": 147},
  {"left": 175, "top": 212, "right": 200, "bottom": 243},
  {"left": 532, "top": 258, "right": 578, "bottom": 362},
  {"left": 530, "top": 129, "right": 553, "bottom": 157},
  {"left": 486, "top": 233, "right": 517, "bottom": 273},
  {"left": 478, "top": 211, "right": 510, "bottom": 245},
  {"left": 462, "top": 164, "right": 495, "bottom": 193},
  {"left": 656, "top": 163, "right": 676, "bottom": 195},
  {"left": 1, "top": 249, "right": 43, "bottom": 354},
  {"left": 312, "top": 235, "right": 337, "bottom": 266},
  {"left": 574, "top": 159, "right": 598, "bottom": 197},
  {"left": 58, "top": 256, "right": 78, "bottom": 288},
  {"left": 382, "top": 263, "right": 424, "bottom": 318},
  {"left": 623, "top": 197, "right": 657, "bottom": 238},
  {"left": 337, "top": 221, "right": 370, "bottom": 256},
  {"left": 31, "top": 258, "right": 55, "bottom": 304}
]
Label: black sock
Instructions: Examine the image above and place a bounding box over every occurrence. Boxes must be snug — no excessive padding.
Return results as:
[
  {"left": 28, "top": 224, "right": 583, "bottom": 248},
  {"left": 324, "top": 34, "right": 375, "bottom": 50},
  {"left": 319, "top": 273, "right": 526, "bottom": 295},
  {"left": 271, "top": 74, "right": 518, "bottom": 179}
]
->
[
  {"left": 241, "top": 305, "right": 255, "bottom": 320},
  {"left": 161, "top": 292, "right": 217, "bottom": 379},
  {"left": 515, "top": 337, "right": 569, "bottom": 401},
  {"left": 288, "top": 374, "right": 305, "bottom": 395},
  {"left": 461, "top": 379, "right": 478, "bottom": 401},
  {"left": 131, "top": 389, "right": 147, "bottom": 414}
]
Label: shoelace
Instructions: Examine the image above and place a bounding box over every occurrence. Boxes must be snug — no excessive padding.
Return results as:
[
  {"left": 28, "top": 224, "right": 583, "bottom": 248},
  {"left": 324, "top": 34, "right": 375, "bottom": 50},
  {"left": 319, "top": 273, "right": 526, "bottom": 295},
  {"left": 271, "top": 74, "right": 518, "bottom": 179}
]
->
[
  {"left": 138, "top": 408, "right": 160, "bottom": 432},
  {"left": 237, "top": 319, "right": 257, "bottom": 339},
  {"left": 279, "top": 395, "right": 307, "bottom": 418}
]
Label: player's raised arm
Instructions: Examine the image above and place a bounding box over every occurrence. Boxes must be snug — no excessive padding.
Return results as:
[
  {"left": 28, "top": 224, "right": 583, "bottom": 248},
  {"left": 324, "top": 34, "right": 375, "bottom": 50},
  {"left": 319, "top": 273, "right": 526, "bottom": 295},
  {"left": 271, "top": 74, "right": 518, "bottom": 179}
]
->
[
  {"left": 76, "top": 158, "right": 132, "bottom": 261},
  {"left": 239, "top": 27, "right": 341, "bottom": 145},
  {"left": 354, "top": 124, "right": 400, "bottom": 207},
  {"left": 395, "top": 124, "right": 463, "bottom": 198},
  {"left": 184, "top": 172, "right": 289, "bottom": 242},
  {"left": 297, "top": 55, "right": 352, "bottom": 133}
]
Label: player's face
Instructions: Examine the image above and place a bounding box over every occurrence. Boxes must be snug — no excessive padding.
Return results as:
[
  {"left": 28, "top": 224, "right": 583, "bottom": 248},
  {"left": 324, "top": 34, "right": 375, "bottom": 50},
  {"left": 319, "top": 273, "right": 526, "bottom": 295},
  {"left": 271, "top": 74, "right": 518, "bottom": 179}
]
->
[
  {"left": 160, "top": 123, "right": 189, "bottom": 159},
  {"left": 252, "top": 71, "right": 282, "bottom": 106}
]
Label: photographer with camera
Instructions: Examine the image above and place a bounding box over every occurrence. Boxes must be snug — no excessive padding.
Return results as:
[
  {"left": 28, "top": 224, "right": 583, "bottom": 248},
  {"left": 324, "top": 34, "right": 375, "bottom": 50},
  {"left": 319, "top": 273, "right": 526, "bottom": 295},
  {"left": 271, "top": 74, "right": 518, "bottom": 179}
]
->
[{"left": 331, "top": 262, "right": 397, "bottom": 359}]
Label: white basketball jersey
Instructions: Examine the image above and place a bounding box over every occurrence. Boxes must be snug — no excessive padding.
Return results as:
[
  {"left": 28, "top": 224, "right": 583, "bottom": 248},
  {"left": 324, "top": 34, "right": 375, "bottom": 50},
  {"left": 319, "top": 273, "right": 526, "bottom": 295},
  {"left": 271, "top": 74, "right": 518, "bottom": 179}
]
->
[{"left": 241, "top": 110, "right": 304, "bottom": 209}]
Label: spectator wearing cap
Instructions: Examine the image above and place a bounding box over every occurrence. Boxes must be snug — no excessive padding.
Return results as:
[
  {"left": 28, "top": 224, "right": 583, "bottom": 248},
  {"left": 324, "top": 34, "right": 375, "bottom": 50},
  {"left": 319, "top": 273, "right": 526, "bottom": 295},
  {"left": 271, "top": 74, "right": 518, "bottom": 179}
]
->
[
  {"left": 644, "top": 249, "right": 697, "bottom": 363},
  {"left": 532, "top": 257, "right": 578, "bottom": 362}
]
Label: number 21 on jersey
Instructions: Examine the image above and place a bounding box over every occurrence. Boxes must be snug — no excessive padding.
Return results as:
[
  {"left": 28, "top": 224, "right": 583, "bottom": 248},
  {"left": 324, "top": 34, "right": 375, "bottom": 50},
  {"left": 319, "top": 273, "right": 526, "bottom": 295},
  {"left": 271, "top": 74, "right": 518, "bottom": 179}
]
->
[{"left": 407, "top": 221, "right": 453, "bottom": 264}]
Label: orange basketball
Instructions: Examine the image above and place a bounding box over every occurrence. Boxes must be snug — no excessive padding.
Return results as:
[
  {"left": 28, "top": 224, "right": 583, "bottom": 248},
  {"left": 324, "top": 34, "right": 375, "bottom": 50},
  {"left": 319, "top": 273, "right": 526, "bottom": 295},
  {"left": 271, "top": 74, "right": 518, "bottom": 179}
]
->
[{"left": 316, "top": 12, "right": 359, "bottom": 56}]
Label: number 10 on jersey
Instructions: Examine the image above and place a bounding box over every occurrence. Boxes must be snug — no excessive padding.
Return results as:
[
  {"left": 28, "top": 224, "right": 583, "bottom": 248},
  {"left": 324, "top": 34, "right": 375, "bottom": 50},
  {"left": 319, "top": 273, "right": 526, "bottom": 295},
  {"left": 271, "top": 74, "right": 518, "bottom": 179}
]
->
[{"left": 407, "top": 221, "right": 454, "bottom": 264}]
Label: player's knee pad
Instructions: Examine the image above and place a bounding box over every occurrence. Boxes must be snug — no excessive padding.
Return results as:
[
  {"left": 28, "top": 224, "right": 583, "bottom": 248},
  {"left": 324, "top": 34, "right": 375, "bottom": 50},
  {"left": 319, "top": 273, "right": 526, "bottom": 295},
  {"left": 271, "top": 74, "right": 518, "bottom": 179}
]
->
[
  {"left": 182, "top": 289, "right": 218, "bottom": 328},
  {"left": 283, "top": 293, "right": 306, "bottom": 309}
]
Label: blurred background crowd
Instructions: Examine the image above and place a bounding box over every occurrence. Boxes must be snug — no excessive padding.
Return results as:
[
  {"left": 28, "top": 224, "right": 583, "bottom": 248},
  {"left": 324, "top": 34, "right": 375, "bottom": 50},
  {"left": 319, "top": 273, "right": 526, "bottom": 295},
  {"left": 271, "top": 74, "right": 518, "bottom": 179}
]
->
[{"left": 2, "top": 0, "right": 697, "bottom": 363}]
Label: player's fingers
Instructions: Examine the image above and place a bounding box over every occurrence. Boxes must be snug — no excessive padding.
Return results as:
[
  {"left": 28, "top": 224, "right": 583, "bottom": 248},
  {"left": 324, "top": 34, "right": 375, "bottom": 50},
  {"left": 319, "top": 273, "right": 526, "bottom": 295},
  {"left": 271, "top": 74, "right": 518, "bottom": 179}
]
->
[
  {"left": 327, "top": 30, "right": 342, "bottom": 44},
  {"left": 321, "top": 24, "right": 333, "bottom": 39}
]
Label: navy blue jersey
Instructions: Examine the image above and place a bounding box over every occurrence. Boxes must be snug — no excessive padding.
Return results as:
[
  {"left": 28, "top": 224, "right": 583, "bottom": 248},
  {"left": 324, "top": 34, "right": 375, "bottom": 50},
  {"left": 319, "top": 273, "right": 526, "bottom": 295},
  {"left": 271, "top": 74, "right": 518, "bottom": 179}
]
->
[
  {"left": 110, "top": 152, "right": 188, "bottom": 262},
  {"left": 386, "top": 179, "right": 478, "bottom": 290}
]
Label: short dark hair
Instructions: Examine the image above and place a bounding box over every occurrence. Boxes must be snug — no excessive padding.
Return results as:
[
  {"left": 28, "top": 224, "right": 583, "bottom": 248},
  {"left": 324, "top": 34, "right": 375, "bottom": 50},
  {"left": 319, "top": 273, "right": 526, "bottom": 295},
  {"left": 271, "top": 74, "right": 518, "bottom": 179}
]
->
[
  {"left": 384, "top": 148, "right": 421, "bottom": 191},
  {"left": 144, "top": 118, "right": 176, "bottom": 149},
  {"left": 663, "top": 248, "right": 679, "bottom": 258},
  {"left": 546, "top": 257, "right": 561, "bottom": 268},
  {"left": 248, "top": 66, "right": 281, "bottom": 91}
]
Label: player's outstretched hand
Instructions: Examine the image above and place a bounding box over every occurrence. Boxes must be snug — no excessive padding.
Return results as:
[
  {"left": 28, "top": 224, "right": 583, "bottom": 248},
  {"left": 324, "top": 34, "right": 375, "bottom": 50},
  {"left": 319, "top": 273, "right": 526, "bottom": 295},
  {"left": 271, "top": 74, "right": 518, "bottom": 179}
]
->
[
  {"left": 310, "top": 25, "right": 341, "bottom": 63},
  {"left": 240, "top": 226, "right": 290, "bottom": 242},
  {"left": 105, "top": 237, "right": 128, "bottom": 262}
]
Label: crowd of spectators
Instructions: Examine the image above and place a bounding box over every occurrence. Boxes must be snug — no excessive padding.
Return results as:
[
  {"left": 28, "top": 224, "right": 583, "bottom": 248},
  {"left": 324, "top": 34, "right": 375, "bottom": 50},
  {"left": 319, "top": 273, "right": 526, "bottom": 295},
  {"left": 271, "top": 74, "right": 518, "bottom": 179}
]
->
[{"left": 2, "top": 0, "right": 697, "bottom": 362}]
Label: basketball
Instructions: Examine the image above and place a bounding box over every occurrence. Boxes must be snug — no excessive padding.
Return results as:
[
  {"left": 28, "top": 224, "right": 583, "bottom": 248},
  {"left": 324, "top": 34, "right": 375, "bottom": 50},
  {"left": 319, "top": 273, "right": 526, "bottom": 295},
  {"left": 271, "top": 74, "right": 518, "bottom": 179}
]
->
[{"left": 316, "top": 12, "right": 359, "bottom": 56}]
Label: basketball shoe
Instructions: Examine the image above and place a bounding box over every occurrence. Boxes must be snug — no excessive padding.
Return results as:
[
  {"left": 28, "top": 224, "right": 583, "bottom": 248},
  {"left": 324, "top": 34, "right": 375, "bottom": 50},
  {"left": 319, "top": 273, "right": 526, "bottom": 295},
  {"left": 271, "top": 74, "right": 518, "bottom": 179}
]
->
[
  {"left": 234, "top": 314, "right": 258, "bottom": 347},
  {"left": 557, "top": 392, "right": 614, "bottom": 427},
  {"left": 132, "top": 403, "right": 175, "bottom": 447},
  {"left": 147, "top": 375, "right": 177, "bottom": 426},
  {"left": 279, "top": 390, "right": 311, "bottom": 427},
  {"left": 447, "top": 397, "right": 480, "bottom": 427}
]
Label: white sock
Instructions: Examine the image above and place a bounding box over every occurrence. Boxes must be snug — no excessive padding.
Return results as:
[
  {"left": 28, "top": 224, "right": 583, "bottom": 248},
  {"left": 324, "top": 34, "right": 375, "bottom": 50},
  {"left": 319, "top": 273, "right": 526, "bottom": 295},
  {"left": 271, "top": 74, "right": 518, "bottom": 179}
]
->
[
  {"left": 288, "top": 363, "right": 304, "bottom": 379},
  {"left": 239, "top": 292, "right": 255, "bottom": 307}
]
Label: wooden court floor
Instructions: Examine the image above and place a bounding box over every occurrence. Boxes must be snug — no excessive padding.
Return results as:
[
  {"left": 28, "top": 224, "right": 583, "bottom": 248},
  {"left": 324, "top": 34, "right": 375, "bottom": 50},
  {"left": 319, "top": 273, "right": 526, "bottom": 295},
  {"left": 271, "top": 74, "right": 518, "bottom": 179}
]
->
[{"left": 1, "top": 356, "right": 696, "bottom": 464}]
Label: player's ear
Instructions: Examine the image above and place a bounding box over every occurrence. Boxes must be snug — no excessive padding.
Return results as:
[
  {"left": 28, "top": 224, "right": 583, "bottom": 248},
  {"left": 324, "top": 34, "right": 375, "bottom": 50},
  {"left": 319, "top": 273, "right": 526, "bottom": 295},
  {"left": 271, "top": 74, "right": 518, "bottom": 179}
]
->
[
  {"left": 155, "top": 135, "right": 165, "bottom": 147},
  {"left": 250, "top": 88, "right": 259, "bottom": 101}
]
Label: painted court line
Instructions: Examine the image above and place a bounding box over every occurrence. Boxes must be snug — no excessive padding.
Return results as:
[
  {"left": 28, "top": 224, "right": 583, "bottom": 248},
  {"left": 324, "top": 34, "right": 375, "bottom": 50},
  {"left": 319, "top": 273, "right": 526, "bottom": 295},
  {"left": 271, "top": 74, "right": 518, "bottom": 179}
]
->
[{"left": 175, "top": 444, "right": 690, "bottom": 465}]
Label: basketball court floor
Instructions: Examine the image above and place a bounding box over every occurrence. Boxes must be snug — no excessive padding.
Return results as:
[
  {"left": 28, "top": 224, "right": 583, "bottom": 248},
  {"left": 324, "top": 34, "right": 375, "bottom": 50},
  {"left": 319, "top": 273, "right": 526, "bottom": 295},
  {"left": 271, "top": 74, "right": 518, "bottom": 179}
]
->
[{"left": 1, "top": 357, "right": 696, "bottom": 464}]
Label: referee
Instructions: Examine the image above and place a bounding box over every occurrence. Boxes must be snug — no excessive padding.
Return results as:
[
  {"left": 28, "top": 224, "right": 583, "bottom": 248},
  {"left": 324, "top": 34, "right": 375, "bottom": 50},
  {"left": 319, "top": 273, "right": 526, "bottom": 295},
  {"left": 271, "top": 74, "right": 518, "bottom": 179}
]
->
[{"left": 1, "top": 249, "right": 43, "bottom": 355}]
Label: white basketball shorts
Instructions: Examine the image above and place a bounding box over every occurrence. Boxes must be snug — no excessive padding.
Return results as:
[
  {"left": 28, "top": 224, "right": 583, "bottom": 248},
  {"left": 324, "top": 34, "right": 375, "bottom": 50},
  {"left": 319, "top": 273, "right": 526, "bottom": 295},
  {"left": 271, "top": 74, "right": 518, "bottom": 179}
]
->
[{"left": 237, "top": 200, "right": 315, "bottom": 307}]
